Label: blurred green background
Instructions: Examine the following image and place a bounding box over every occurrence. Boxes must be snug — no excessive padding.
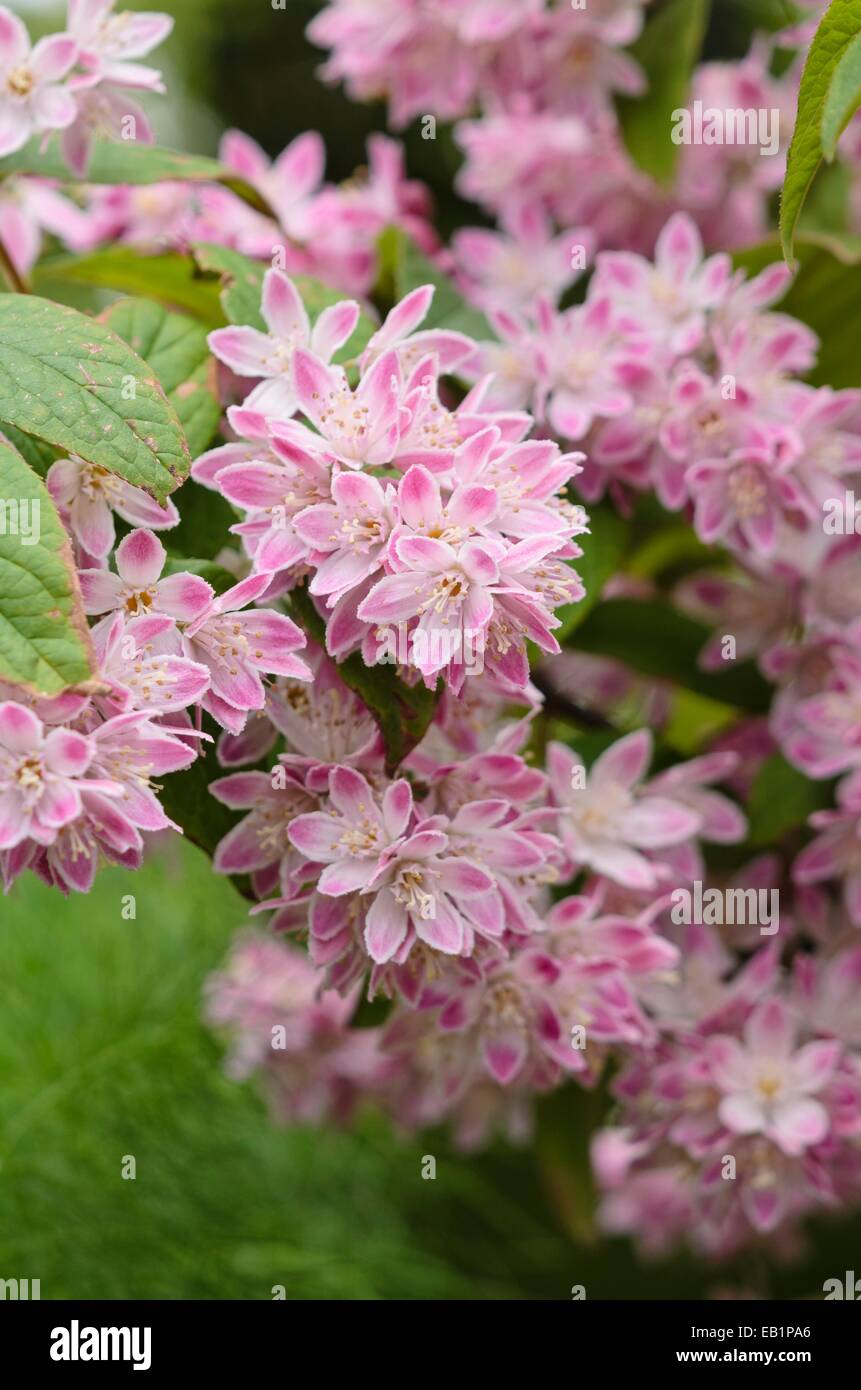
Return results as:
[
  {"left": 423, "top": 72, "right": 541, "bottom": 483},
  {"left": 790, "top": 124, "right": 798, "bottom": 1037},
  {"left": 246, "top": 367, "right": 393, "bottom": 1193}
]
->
[{"left": 4, "top": 0, "right": 861, "bottom": 1301}]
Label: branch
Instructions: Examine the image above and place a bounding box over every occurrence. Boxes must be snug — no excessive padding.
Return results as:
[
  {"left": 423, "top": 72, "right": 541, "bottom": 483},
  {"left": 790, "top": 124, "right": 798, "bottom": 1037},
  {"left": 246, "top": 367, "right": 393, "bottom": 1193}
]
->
[
  {"left": 0, "top": 236, "right": 28, "bottom": 293},
  {"left": 531, "top": 669, "right": 616, "bottom": 732}
]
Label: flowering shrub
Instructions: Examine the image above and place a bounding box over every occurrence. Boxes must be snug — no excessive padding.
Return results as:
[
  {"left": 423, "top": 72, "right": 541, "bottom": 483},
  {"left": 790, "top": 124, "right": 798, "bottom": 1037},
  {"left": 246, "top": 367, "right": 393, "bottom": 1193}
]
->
[{"left": 5, "top": 0, "right": 861, "bottom": 1273}]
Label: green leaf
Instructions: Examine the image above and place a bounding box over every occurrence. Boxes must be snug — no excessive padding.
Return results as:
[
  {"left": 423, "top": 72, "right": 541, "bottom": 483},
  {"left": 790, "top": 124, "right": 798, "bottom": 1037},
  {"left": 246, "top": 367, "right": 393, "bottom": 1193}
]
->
[
  {"left": 822, "top": 31, "right": 861, "bottom": 157},
  {"left": 572, "top": 598, "right": 772, "bottom": 712},
  {"left": 747, "top": 753, "right": 833, "bottom": 847},
  {"left": 0, "top": 424, "right": 57, "bottom": 478},
  {"left": 0, "top": 139, "right": 274, "bottom": 218},
  {"left": 191, "top": 243, "right": 265, "bottom": 330},
  {"left": 34, "top": 250, "right": 224, "bottom": 324},
  {"left": 99, "top": 298, "right": 220, "bottom": 458},
  {"left": 780, "top": 0, "right": 861, "bottom": 261},
  {"left": 163, "top": 479, "right": 238, "bottom": 564},
  {"left": 0, "top": 441, "right": 95, "bottom": 693},
  {"left": 535, "top": 1083, "right": 610, "bottom": 1246},
  {"left": 290, "top": 584, "right": 440, "bottom": 775},
  {"left": 0, "top": 295, "right": 190, "bottom": 505},
  {"left": 735, "top": 231, "right": 861, "bottom": 386},
  {"left": 192, "top": 243, "right": 377, "bottom": 361},
  {"left": 617, "top": 0, "right": 711, "bottom": 186},
  {"left": 558, "top": 504, "right": 630, "bottom": 639},
  {"left": 381, "top": 226, "right": 495, "bottom": 341}
]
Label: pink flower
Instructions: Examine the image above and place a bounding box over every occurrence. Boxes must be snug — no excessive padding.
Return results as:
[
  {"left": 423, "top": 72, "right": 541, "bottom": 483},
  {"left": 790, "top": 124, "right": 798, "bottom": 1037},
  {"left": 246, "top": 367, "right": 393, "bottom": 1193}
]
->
[
  {"left": 357, "top": 531, "right": 499, "bottom": 683},
  {"left": 47, "top": 454, "right": 179, "bottom": 560},
  {"left": 434, "top": 949, "right": 590, "bottom": 1087},
  {"left": 287, "top": 766, "right": 412, "bottom": 898},
  {"left": 547, "top": 892, "right": 679, "bottom": 976},
  {"left": 593, "top": 213, "right": 731, "bottom": 354},
  {"left": 208, "top": 268, "right": 360, "bottom": 419},
  {"left": 206, "top": 433, "right": 332, "bottom": 576},
  {"left": 287, "top": 347, "right": 406, "bottom": 469},
  {"left": 288, "top": 767, "right": 494, "bottom": 963},
  {"left": 361, "top": 826, "right": 494, "bottom": 963},
  {"left": 294, "top": 470, "right": 397, "bottom": 605},
  {"left": 0, "top": 701, "right": 119, "bottom": 849},
  {"left": 183, "top": 574, "right": 311, "bottom": 734},
  {"left": 93, "top": 612, "right": 211, "bottom": 716},
  {"left": 79, "top": 528, "right": 213, "bottom": 622},
  {"left": 219, "top": 127, "right": 324, "bottom": 238},
  {"left": 451, "top": 205, "right": 594, "bottom": 313},
  {"left": 67, "top": 0, "right": 172, "bottom": 87},
  {"left": 534, "top": 294, "right": 648, "bottom": 440},
  {"left": 61, "top": 82, "right": 155, "bottom": 177},
  {"left": 687, "top": 445, "right": 812, "bottom": 557},
  {"left": 88, "top": 709, "right": 196, "bottom": 833},
  {"left": 548, "top": 732, "right": 702, "bottom": 889},
  {"left": 210, "top": 766, "right": 317, "bottom": 885},
  {"left": 0, "top": 8, "right": 77, "bottom": 158},
  {"left": 62, "top": 0, "right": 173, "bottom": 172},
  {"left": 205, "top": 931, "right": 389, "bottom": 1124},
  {"left": 793, "top": 776, "right": 861, "bottom": 926},
  {"left": 707, "top": 999, "right": 840, "bottom": 1156}
]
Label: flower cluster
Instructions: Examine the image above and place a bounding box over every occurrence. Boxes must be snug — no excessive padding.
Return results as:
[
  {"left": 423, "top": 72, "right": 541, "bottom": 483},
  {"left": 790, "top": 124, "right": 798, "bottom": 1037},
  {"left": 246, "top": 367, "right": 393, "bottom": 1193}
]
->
[
  {"left": 0, "top": 1, "right": 171, "bottom": 171},
  {"left": 6, "top": 0, "right": 861, "bottom": 1273},
  {"left": 196, "top": 272, "right": 588, "bottom": 693},
  {"left": 309, "top": 0, "right": 805, "bottom": 287},
  {"left": 593, "top": 962, "right": 861, "bottom": 1258}
]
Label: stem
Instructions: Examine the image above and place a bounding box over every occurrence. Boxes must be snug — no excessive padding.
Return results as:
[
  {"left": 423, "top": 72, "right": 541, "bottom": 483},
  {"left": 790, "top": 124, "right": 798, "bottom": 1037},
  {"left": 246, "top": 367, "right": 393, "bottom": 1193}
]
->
[
  {"left": 530, "top": 669, "right": 616, "bottom": 732},
  {"left": 0, "top": 235, "right": 28, "bottom": 293}
]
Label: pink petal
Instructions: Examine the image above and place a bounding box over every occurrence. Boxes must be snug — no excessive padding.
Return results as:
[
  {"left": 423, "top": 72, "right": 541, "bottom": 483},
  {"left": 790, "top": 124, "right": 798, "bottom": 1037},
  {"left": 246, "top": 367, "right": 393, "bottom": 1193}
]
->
[
  {"left": 399, "top": 464, "right": 440, "bottom": 529},
  {"left": 592, "top": 730, "right": 651, "bottom": 791},
  {"left": 42, "top": 727, "right": 92, "bottom": 776},
  {"left": 154, "top": 572, "right": 213, "bottom": 623},
  {"left": 311, "top": 300, "right": 360, "bottom": 359},
  {"left": 655, "top": 213, "right": 702, "bottom": 282},
  {"left": 415, "top": 894, "right": 464, "bottom": 954},
  {"left": 79, "top": 567, "right": 124, "bottom": 614},
  {"left": 207, "top": 325, "right": 274, "bottom": 377},
  {"left": 116, "top": 528, "right": 165, "bottom": 587},
  {"left": 364, "top": 889, "right": 408, "bottom": 963},
  {"left": 30, "top": 33, "right": 78, "bottom": 82},
  {"left": 288, "top": 811, "right": 348, "bottom": 862},
  {"left": 770, "top": 1097, "right": 829, "bottom": 1154},
  {"left": 262, "top": 267, "right": 309, "bottom": 343},
  {"left": 0, "top": 701, "right": 41, "bottom": 752},
  {"left": 484, "top": 1029, "right": 528, "bottom": 1085},
  {"left": 746, "top": 998, "right": 793, "bottom": 1058}
]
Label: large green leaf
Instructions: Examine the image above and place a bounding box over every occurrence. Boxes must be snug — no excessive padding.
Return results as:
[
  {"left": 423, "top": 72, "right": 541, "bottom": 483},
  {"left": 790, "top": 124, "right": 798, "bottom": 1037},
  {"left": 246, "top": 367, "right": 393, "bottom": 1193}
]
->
[
  {"left": 780, "top": 0, "right": 861, "bottom": 260},
  {"left": 0, "top": 441, "right": 95, "bottom": 693},
  {"left": 0, "top": 423, "right": 58, "bottom": 479},
  {"left": 617, "top": 0, "right": 711, "bottom": 186},
  {"left": 290, "top": 584, "right": 440, "bottom": 775},
  {"left": 0, "top": 140, "right": 274, "bottom": 217},
  {"left": 34, "top": 250, "right": 224, "bottom": 324},
  {"left": 822, "top": 30, "right": 861, "bottom": 157},
  {"left": 735, "top": 231, "right": 861, "bottom": 386},
  {"left": 0, "top": 295, "right": 190, "bottom": 504},
  {"left": 99, "top": 298, "right": 220, "bottom": 458},
  {"left": 572, "top": 598, "right": 772, "bottom": 712}
]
